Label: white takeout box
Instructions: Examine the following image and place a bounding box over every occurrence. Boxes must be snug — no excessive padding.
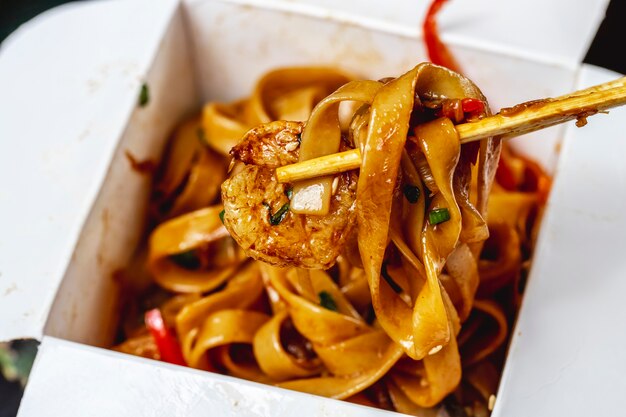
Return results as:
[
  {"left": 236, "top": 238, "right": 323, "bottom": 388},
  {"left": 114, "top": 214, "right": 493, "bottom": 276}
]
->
[{"left": 1, "top": 0, "right": 625, "bottom": 415}]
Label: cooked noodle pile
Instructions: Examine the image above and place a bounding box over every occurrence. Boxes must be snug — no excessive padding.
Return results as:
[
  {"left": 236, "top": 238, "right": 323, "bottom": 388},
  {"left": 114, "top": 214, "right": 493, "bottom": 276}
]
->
[{"left": 114, "top": 65, "right": 549, "bottom": 415}]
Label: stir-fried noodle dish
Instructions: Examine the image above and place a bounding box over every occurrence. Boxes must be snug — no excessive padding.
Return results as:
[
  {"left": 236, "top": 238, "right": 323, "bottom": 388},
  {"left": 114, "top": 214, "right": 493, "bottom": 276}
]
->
[
  {"left": 113, "top": 6, "right": 550, "bottom": 415},
  {"left": 114, "top": 64, "right": 549, "bottom": 415}
]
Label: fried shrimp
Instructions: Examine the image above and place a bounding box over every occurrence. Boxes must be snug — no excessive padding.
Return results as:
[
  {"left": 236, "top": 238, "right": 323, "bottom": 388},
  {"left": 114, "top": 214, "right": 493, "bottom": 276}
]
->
[{"left": 221, "top": 121, "right": 358, "bottom": 269}]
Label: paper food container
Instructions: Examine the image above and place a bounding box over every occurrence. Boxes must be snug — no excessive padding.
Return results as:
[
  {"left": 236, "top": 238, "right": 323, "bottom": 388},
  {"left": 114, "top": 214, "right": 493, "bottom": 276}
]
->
[{"left": 1, "top": 0, "right": 624, "bottom": 415}]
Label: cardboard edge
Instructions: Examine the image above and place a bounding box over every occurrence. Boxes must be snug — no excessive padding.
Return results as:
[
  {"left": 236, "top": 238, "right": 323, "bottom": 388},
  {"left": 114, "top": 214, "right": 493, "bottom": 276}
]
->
[
  {"left": 191, "top": 0, "right": 601, "bottom": 71},
  {"left": 0, "top": 0, "right": 181, "bottom": 343},
  {"left": 19, "top": 336, "right": 398, "bottom": 417},
  {"left": 491, "top": 62, "right": 625, "bottom": 416}
]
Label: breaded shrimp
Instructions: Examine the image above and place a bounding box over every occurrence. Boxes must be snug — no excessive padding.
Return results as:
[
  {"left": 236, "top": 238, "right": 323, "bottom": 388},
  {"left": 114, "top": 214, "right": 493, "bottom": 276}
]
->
[{"left": 221, "top": 121, "right": 357, "bottom": 269}]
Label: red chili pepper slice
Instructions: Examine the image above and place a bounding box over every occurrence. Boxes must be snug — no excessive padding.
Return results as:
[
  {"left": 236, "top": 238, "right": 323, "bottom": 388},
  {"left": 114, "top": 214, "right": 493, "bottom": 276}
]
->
[
  {"left": 461, "top": 98, "right": 485, "bottom": 114},
  {"left": 496, "top": 146, "right": 552, "bottom": 203},
  {"left": 521, "top": 159, "right": 552, "bottom": 204},
  {"left": 423, "top": 0, "right": 461, "bottom": 73},
  {"left": 495, "top": 150, "right": 518, "bottom": 191},
  {"left": 144, "top": 308, "right": 187, "bottom": 366}
]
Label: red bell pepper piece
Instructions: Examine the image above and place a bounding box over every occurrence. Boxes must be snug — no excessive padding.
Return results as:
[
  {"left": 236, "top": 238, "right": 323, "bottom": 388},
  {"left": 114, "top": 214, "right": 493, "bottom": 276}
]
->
[{"left": 144, "top": 308, "right": 187, "bottom": 366}]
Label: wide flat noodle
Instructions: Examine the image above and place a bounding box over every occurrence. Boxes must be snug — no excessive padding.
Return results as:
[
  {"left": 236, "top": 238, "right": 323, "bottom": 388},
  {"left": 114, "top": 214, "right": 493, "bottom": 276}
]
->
[
  {"left": 202, "top": 67, "right": 352, "bottom": 156},
  {"left": 188, "top": 309, "right": 269, "bottom": 366},
  {"left": 148, "top": 206, "right": 245, "bottom": 293},
  {"left": 154, "top": 118, "right": 228, "bottom": 220},
  {"left": 291, "top": 80, "right": 382, "bottom": 215},
  {"left": 263, "top": 264, "right": 404, "bottom": 399},
  {"left": 356, "top": 66, "right": 428, "bottom": 360},
  {"left": 458, "top": 299, "right": 508, "bottom": 367},
  {"left": 175, "top": 262, "right": 264, "bottom": 362},
  {"left": 253, "top": 311, "right": 322, "bottom": 381}
]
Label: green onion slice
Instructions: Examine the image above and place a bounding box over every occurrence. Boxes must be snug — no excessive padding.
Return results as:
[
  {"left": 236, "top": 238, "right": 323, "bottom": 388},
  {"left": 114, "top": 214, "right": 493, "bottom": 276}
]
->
[
  {"left": 319, "top": 291, "right": 338, "bottom": 311},
  {"left": 169, "top": 249, "right": 200, "bottom": 270},
  {"left": 265, "top": 202, "right": 290, "bottom": 226},
  {"left": 429, "top": 208, "right": 450, "bottom": 225},
  {"left": 138, "top": 83, "right": 149, "bottom": 107}
]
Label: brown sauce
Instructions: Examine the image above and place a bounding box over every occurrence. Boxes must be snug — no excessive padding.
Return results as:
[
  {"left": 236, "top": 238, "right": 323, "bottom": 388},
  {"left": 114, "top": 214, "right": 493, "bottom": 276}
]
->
[
  {"left": 499, "top": 99, "right": 552, "bottom": 117},
  {"left": 575, "top": 109, "right": 600, "bottom": 127},
  {"left": 125, "top": 150, "right": 157, "bottom": 175}
]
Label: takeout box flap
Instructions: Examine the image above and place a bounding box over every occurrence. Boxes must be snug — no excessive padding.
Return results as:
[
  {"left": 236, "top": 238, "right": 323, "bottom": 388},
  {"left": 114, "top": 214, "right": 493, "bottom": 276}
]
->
[
  {"left": 207, "top": 0, "right": 610, "bottom": 68},
  {"left": 19, "top": 336, "right": 398, "bottom": 417},
  {"left": 0, "top": 0, "right": 181, "bottom": 342},
  {"left": 493, "top": 64, "right": 626, "bottom": 417}
]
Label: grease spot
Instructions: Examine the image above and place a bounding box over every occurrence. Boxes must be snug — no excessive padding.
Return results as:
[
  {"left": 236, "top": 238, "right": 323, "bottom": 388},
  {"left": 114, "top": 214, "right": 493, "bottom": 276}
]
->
[
  {"left": 3, "top": 283, "right": 17, "bottom": 296},
  {"left": 78, "top": 129, "right": 90, "bottom": 142}
]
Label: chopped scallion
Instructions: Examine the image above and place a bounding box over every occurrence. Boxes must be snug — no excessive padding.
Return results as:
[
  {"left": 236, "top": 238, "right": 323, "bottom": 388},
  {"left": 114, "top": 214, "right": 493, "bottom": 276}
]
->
[
  {"left": 138, "top": 83, "right": 149, "bottom": 107},
  {"left": 264, "top": 201, "right": 290, "bottom": 226},
  {"left": 219, "top": 209, "right": 225, "bottom": 224},
  {"left": 197, "top": 127, "right": 208, "bottom": 146},
  {"left": 270, "top": 203, "right": 290, "bottom": 225},
  {"left": 429, "top": 208, "right": 450, "bottom": 225},
  {"left": 403, "top": 184, "right": 421, "bottom": 204},
  {"left": 169, "top": 249, "right": 200, "bottom": 270},
  {"left": 285, "top": 187, "right": 293, "bottom": 200},
  {"left": 319, "top": 291, "right": 338, "bottom": 312}
]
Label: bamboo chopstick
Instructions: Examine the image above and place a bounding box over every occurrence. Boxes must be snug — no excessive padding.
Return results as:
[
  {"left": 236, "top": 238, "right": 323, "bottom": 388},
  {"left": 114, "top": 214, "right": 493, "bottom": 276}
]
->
[{"left": 276, "top": 76, "right": 626, "bottom": 183}]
